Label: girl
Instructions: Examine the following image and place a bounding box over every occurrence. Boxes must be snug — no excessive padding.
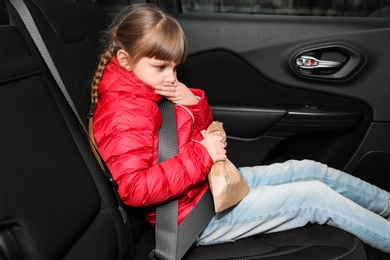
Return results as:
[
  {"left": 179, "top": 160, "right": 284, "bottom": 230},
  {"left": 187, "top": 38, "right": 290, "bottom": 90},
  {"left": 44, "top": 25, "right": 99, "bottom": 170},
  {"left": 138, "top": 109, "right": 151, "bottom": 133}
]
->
[{"left": 90, "top": 4, "right": 390, "bottom": 253}]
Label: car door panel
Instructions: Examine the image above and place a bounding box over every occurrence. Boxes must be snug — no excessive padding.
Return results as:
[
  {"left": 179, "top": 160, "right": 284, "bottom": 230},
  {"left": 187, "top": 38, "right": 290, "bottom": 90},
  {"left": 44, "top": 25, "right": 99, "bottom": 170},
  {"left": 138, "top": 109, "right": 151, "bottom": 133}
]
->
[
  {"left": 176, "top": 13, "right": 390, "bottom": 190},
  {"left": 177, "top": 14, "right": 389, "bottom": 120},
  {"left": 210, "top": 102, "right": 365, "bottom": 166},
  {"left": 212, "top": 105, "right": 286, "bottom": 138},
  {"left": 177, "top": 48, "right": 371, "bottom": 168}
]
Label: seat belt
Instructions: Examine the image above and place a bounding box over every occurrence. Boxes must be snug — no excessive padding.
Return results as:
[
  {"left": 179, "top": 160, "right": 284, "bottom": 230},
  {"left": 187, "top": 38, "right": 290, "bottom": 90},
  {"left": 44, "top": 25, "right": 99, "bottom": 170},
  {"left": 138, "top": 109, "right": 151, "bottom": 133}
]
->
[{"left": 151, "top": 99, "right": 215, "bottom": 260}]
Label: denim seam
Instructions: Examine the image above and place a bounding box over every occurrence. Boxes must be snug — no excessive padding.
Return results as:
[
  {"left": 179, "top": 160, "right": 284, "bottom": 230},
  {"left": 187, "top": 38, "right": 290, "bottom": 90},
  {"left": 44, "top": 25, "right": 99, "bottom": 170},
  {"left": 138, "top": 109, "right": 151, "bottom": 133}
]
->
[
  {"left": 278, "top": 176, "right": 388, "bottom": 207},
  {"left": 206, "top": 206, "right": 390, "bottom": 243}
]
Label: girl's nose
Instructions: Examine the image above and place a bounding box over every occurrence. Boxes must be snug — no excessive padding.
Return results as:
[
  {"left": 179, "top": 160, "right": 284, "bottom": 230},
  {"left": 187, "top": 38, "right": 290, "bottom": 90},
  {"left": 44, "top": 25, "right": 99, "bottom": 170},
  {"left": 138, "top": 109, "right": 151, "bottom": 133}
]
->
[
  {"left": 163, "top": 80, "right": 175, "bottom": 85},
  {"left": 164, "top": 67, "right": 176, "bottom": 84},
  {"left": 164, "top": 74, "right": 176, "bottom": 84}
]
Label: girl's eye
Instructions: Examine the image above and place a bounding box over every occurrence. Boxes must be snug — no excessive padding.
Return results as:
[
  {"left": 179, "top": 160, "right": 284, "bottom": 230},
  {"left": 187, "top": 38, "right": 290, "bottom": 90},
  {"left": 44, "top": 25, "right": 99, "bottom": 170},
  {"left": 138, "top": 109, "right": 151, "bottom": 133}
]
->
[{"left": 156, "top": 65, "right": 166, "bottom": 71}]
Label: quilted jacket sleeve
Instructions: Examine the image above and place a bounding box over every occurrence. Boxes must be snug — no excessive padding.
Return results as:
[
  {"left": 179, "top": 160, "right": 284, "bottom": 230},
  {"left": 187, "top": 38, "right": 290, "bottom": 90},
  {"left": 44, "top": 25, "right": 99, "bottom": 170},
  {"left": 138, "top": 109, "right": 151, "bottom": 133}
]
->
[{"left": 186, "top": 88, "right": 213, "bottom": 137}]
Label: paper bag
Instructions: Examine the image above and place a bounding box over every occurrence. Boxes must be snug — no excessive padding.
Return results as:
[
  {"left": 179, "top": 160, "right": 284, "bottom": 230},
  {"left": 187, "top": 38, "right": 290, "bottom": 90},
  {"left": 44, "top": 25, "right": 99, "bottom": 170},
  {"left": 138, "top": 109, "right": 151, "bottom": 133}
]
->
[{"left": 203, "top": 121, "right": 250, "bottom": 212}]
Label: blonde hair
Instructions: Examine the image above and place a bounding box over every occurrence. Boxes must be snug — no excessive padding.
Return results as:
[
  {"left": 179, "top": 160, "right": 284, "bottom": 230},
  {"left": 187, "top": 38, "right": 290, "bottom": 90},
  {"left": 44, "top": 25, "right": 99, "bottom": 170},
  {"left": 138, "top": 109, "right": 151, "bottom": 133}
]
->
[{"left": 90, "top": 4, "right": 188, "bottom": 106}]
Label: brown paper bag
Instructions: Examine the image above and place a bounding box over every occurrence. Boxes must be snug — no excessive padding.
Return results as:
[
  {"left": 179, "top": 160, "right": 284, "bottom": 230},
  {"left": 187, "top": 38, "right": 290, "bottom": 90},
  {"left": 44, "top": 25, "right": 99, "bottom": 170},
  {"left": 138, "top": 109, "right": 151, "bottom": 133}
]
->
[{"left": 203, "top": 121, "right": 250, "bottom": 212}]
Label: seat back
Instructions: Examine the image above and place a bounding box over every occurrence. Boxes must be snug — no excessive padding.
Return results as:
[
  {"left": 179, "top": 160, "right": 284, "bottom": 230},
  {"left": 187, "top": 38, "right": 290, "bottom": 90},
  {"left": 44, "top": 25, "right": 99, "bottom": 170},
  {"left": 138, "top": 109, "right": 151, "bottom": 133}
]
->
[
  {"left": 9, "top": 0, "right": 110, "bottom": 127},
  {"left": 0, "top": 1, "right": 131, "bottom": 259}
]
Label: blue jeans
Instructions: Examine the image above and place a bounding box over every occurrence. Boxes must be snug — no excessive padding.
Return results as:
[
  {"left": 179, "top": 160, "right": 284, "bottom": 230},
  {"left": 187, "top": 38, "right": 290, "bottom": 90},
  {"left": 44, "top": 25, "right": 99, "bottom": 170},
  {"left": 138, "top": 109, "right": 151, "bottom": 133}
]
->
[{"left": 197, "top": 159, "right": 390, "bottom": 253}]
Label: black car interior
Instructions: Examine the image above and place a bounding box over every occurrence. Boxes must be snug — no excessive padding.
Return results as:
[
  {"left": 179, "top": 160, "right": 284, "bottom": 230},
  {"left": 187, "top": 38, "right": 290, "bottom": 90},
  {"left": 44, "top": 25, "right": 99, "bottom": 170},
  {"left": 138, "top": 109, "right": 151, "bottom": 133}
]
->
[{"left": 1, "top": 0, "right": 383, "bottom": 259}]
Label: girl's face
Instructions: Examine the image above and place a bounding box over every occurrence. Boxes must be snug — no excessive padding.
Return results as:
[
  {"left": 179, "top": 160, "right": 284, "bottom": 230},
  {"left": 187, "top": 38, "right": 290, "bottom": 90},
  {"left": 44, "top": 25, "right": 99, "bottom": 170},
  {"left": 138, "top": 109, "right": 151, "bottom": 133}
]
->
[{"left": 131, "top": 57, "right": 178, "bottom": 89}]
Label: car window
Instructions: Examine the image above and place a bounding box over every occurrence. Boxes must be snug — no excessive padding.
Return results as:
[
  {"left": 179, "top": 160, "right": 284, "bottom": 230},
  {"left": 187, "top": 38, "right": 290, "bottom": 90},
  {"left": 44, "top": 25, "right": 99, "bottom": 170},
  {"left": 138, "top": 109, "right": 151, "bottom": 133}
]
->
[{"left": 182, "top": 0, "right": 390, "bottom": 17}]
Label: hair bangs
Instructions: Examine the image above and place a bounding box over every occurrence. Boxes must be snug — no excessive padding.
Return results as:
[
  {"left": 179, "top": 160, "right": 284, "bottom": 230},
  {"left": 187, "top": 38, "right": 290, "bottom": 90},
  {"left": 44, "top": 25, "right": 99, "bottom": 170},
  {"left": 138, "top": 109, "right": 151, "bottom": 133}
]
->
[{"left": 142, "top": 18, "right": 187, "bottom": 64}]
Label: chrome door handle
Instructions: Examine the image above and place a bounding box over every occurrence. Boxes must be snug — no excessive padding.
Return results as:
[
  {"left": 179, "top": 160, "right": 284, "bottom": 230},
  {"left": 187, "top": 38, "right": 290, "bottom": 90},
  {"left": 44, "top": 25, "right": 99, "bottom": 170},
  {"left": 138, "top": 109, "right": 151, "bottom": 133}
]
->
[
  {"left": 292, "top": 45, "right": 364, "bottom": 80},
  {"left": 295, "top": 56, "right": 343, "bottom": 69}
]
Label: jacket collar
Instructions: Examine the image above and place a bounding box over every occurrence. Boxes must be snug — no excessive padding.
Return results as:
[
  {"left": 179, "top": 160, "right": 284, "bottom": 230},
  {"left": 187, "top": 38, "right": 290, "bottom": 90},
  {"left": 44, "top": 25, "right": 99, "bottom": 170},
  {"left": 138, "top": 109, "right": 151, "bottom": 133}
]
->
[{"left": 98, "top": 56, "right": 162, "bottom": 103}]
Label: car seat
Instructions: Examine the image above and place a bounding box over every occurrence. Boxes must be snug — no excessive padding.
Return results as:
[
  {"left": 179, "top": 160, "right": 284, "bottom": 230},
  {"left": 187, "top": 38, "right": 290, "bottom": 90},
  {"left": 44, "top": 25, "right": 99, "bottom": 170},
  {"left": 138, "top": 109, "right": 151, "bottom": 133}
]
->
[{"left": 0, "top": 1, "right": 131, "bottom": 259}]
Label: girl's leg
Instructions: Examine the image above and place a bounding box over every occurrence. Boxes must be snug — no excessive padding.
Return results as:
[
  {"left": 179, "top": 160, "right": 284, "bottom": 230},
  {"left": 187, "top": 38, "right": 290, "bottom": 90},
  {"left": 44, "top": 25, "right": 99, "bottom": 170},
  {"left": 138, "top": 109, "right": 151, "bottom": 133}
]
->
[
  {"left": 197, "top": 180, "right": 390, "bottom": 253},
  {"left": 239, "top": 159, "right": 390, "bottom": 217}
]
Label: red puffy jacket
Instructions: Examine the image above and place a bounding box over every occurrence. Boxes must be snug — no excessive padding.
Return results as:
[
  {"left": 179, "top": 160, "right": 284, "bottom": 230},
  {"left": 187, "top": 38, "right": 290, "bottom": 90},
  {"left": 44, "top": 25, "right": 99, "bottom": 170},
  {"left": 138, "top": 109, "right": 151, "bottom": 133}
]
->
[{"left": 93, "top": 57, "right": 214, "bottom": 225}]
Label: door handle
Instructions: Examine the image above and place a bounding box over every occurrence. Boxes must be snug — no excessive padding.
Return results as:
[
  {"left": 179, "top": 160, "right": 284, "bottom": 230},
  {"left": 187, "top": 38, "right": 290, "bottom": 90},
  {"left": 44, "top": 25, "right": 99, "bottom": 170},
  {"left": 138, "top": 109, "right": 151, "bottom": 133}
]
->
[
  {"left": 295, "top": 56, "right": 343, "bottom": 69},
  {"left": 292, "top": 45, "right": 365, "bottom": 80}
]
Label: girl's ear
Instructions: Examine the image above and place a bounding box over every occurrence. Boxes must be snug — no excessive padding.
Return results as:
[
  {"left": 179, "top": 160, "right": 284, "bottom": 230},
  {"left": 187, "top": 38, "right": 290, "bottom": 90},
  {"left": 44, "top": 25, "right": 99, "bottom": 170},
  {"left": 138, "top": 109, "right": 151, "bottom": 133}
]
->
[{"left": 117, "top": 49, "right": 132, "bottom": 70}]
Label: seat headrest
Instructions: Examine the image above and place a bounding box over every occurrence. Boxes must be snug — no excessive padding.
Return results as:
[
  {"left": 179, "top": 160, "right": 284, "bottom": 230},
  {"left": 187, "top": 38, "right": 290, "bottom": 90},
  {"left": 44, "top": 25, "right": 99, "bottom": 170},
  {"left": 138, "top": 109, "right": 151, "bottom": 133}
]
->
[
  {"left": 34, "top": 0, "right": 86, "bottom": 43},
  {"left": 0, "top": 0, "right": 9, "bottom": 25}
]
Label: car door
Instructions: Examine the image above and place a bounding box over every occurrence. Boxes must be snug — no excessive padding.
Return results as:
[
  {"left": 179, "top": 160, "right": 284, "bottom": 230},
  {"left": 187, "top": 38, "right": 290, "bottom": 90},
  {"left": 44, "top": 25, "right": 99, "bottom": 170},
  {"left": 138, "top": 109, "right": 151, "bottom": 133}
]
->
[{"left": 169, "top": 0, "right": 390, "bottom": 195}]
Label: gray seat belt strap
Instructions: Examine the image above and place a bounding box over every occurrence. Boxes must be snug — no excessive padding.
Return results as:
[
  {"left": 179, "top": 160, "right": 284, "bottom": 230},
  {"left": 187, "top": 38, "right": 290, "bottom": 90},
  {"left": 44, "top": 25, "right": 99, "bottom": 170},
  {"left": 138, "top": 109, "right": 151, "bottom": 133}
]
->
[
  {"left": 154, "top": 99, "right": 180, "bottom": 260},
  {"left": 177, "top": 190, "right": 214, "bottom": 259},
  {"left": 152, "top": 99, "right": 215, "bottom": 260}
]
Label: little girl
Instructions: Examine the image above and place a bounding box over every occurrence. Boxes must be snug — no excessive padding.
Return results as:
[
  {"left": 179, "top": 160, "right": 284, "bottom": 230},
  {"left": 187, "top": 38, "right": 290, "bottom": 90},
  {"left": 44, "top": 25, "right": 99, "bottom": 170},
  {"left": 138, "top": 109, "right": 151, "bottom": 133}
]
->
[{"left": 90, "top": 4, "right": 390, "bottom": 253}]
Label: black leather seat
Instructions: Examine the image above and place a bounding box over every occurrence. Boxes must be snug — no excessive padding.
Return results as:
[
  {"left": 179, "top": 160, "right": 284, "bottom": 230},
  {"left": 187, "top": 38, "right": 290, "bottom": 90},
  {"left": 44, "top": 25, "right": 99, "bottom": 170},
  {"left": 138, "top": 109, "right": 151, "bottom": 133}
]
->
[
  {"left": 1, "top": 0, "right": 368, "bottom": 259},
  {"left": 1, "top": 1, "right": 131, "bottom": 259}
]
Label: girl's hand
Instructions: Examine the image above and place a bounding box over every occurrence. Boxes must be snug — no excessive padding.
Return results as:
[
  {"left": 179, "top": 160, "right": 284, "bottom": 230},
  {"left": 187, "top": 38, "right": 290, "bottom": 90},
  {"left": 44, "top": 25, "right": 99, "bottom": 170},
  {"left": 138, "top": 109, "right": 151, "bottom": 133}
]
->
[
  {"left": 155, "top": 81, "right": 199, "bottom": 106},
  {"left": 200, "top": 131, "right": 227, "bottom": 163}
]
